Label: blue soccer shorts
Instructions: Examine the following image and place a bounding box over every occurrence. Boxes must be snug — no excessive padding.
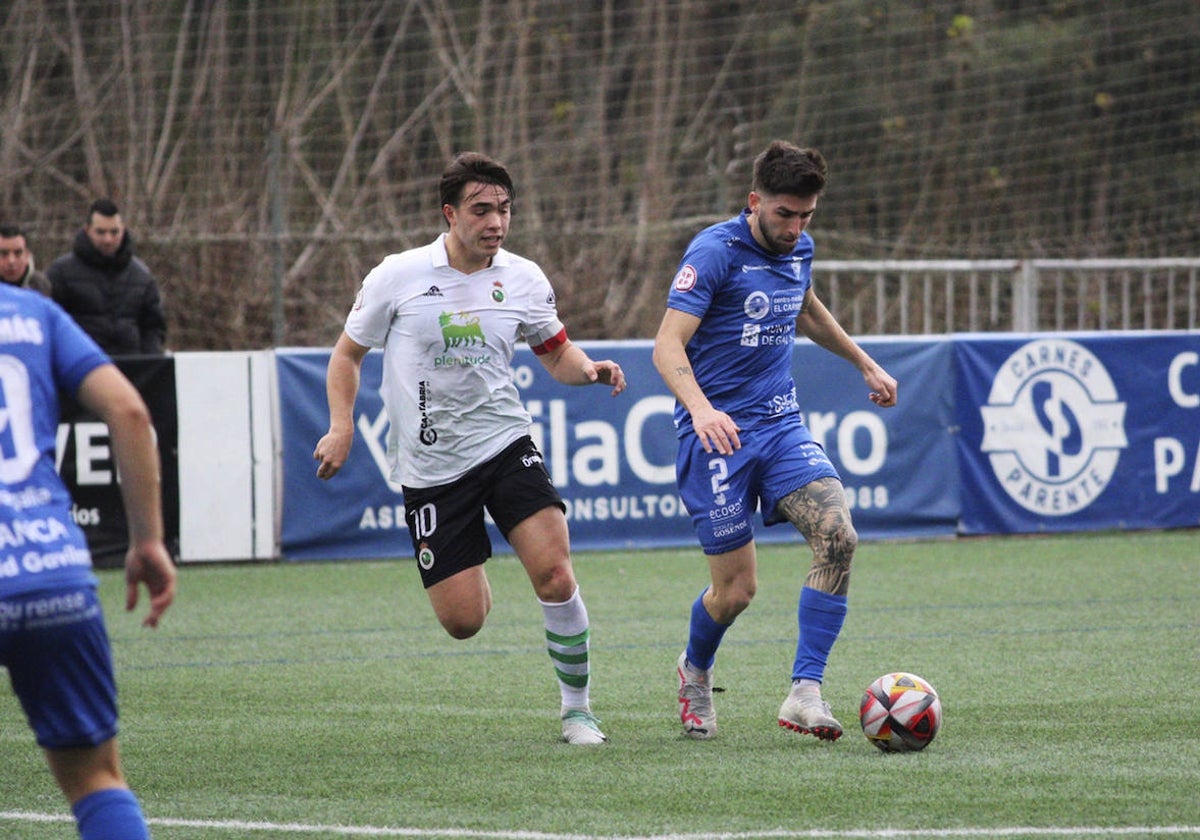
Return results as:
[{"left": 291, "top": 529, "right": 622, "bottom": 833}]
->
[
  {"left": 0, "top": 585, "right": 119, "bottom": 750},
  {"left": 676, "top": 413, "right": 841, "bottom": 555}
]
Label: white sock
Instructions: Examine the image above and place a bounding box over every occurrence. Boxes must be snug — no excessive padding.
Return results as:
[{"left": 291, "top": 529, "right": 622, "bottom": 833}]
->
[{"left": 540, "top": 586, "right": 591, "bottom": 713}]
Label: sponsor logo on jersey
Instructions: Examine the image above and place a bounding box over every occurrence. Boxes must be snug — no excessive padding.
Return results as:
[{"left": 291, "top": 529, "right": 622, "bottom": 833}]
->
[
  {"left": 434, "top": 311, "right": 493, "bottom": 370},
  {"left": 423, "top": 285, "right": 445, "bottom": 297},
  {"left": 673, "top": 264, "right": 698, "bottom": 292},
  {"left": 743, "top": 291, "right": 769, "bottom": 319},
  {"left": 979, "top": 338, "right": 1128, "bottom": 516},
  {"left": 438, "top": 311, "right": 484, "bottom": 350},
  {"left": 772, "top": 289, "right": 806, "bottom": 316},
  {"left": 740, "top": 322, "right": 794, "bottom": 347},
  {"left": 417, "top": 380, "right": 438, "bottom": 445}
]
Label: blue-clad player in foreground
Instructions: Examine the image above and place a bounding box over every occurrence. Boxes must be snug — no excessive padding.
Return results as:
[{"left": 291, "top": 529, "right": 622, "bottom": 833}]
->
[
  {"left": 653, "top": 140, "right": 898, "bottom": 741},
  {"left": 0, "top": 284, "right": 176, "bottom": 837}
]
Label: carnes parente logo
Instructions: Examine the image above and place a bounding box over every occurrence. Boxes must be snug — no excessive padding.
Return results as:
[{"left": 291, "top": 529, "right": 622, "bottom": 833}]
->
[{"left": 979, "top": 338, "right": 1128, "bottom": 515}]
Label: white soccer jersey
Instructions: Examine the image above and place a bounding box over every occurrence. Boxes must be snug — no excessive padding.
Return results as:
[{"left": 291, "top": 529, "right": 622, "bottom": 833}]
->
[{"left": 344, "top": 234, "right": 566, "bottom": 488}]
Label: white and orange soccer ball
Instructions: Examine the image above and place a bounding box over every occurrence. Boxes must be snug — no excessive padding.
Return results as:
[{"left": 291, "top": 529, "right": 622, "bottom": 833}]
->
[{"left": 859, "top": 672, "right": 943, "bottom": 753}]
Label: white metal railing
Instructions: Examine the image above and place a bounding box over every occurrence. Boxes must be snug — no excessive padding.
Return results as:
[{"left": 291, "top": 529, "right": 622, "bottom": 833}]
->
[{"left": 819, "top": 258, "right": 1200, "bottom": 335}]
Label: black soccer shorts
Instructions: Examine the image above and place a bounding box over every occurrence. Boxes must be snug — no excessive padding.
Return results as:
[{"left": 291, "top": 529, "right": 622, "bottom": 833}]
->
[{"left": 402, "top": 435, "right": 566, "bottom": 588}]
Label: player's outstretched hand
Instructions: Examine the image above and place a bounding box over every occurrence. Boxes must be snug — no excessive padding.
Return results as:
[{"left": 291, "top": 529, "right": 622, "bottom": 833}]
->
[
  {"left": 592, "top": 360, "right": 626, "bottom": 396},
  {"left": 125, "top": 540, "right": 177, "bottom": 628}
]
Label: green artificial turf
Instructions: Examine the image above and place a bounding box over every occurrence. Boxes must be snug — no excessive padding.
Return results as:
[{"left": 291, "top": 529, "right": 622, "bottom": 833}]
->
[{"left": 2, "top": 530, "right": 1197, "bottom": 838}]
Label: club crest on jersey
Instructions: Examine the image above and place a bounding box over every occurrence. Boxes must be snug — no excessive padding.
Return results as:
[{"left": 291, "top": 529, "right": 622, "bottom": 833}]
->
[
  {"left": 491, "top": 281, "right": 506, "bottom": 303},
  {"left": 791, "top": 258, "right": 806, "bottom": 282},
  {"left": 673, "top": 264, "right": 698, "bottom": 292}
]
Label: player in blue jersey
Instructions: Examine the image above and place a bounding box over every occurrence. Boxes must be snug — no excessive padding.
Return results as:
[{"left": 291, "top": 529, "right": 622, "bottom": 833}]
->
[
  {"left": 0, "top": 284, "right": 176, "bottom": 838},
  {"left": 653, "top": 140, "right": 897, "bottom": 741}
]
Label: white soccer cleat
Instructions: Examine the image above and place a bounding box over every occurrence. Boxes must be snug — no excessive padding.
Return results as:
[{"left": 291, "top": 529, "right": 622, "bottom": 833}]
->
[
  {"left": 778, "top": 682, "right": 843, "bottom": 741},
  {"left": 677, "top": 651, "right": 717, "bottom": 739},
  {"left": 561, "top": 709, "right": 607, "bottom": 745}
]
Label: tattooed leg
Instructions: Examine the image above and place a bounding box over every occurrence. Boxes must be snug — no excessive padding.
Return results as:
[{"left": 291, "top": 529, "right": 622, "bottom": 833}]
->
[{"left": 776, "top": 477, "right": 858, "bottom": 596}]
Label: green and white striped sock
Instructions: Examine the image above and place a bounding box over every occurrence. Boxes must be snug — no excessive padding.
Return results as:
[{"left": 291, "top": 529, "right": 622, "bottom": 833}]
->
[{"left": 541, "top": 586, "right": 591, "bottom": 712}]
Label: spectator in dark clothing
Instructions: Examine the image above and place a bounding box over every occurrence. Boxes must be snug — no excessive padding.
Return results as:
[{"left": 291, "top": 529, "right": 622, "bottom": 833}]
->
[
  {"left": 0, "top": 224, "right": 52, "bottom": 296},
  {"left": 48, "top": 198, "right": 167, "bottom": 355}
]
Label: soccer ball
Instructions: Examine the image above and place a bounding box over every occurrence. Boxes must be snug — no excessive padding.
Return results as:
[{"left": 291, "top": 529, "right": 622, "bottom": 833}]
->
[{"left": 859, "top": 672, "right": 942, "bottom": 753}]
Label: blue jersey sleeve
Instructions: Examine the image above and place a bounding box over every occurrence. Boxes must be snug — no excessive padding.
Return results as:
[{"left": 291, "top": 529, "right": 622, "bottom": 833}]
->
[{"left": 666, "top": 223, "right": 731, "bottom": 320}]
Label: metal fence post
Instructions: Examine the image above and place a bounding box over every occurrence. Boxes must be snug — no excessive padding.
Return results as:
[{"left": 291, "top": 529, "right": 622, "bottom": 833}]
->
[{"left": 1013, "top": 261, "right": 1038, "bottom": 331}]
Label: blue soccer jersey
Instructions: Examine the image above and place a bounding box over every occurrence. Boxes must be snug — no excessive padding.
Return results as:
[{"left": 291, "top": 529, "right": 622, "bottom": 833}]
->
[
  {"left": 0, "top": 285, "right": 109, "bottom": 598},
  {"left": 665, "top": 210, "right": 814, "bottom": 435}
]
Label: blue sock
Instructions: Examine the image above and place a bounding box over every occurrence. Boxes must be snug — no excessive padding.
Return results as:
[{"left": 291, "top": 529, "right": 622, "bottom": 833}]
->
[
  {"left": 685, "top": 589, "right": 730, "bottom": 670},
  {"left": 72, "top": 787, "right": 150, "bottom": 840},
  {"left": 792, "top": 586, "right": 848, "bottom": 682}
]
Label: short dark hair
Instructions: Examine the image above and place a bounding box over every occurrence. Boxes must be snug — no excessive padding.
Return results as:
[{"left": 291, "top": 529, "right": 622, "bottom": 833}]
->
[
  {"left": 0, "top": 224, "right": 27, "bottom": 239},
  {"left": 88, "top": 198, "right": 120, "bottom": 219},
  {"left": 752, "top": 141, "right": 827, "bottom": 199},
  {"left": 438, "top": 152, "right": 515, "bottom": 211}
]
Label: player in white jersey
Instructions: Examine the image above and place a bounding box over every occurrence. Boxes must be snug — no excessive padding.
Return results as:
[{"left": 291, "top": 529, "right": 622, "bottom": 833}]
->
[
  {"left": 314, "top": 152, "right": 625, "bottom": 745},
  {"left": 653, "top": 141, "right": 897, "bottom": 742}
]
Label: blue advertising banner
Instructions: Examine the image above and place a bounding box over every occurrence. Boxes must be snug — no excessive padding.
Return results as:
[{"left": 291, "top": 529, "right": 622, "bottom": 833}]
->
[
  {"left": 955, "top": 332, "right": 1200, "bottom": 534},
  {"left": 278, "top": 338, "right": 958, "bottom": 560},
  {"left": 786, "top": 337, "right": 959, "bottom": 540}
]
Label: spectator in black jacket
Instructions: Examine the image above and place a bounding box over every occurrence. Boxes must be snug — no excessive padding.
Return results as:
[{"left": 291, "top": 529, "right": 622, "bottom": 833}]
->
[
  {"left": 0, "top": 224, "right": 52, "bottom": 296},
  {"left": 48, "top": 199, "right": 167, "bottom": 355}
]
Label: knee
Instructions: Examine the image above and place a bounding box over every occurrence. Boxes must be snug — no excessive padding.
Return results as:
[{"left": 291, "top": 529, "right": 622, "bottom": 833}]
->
[
  {"left": 441, "top": 615, "right": 485, "bottom": 640},
  {"left": 708, "top": 580, "right": 755, "bottom": 623},
  {"left": 834, "top": 519, "right": 858, "bottom": 559},
  {"left": 530, "top": 562, "right": 577, "bottom": 604},
  {"left": 818, "top": 515, "right": 858, "bottom": 564},
  {"left": 436, "top": 599, "right": 489, "bottom": 639}
]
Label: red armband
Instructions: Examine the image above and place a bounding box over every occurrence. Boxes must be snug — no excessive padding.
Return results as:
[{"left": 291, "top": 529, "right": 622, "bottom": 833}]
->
[{"left": 530, "top": 328, "right": 568, "bottom": 356}]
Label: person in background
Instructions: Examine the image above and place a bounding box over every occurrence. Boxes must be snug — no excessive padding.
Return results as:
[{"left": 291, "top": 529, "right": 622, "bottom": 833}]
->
[
  {"left": 653, "top": 140, "right": 898, "bottom": 742},
  {"left": 0, "top": 282, "right": 176, "bottom": 838},
  {"left": 313, "top": 151, "right": 625, "bottom": 746},
  {"left": 0, "top": 223, "right": 52, "bottom": 296},
  {"left": 48, "top": 198, "right": 167, "bottom": 355}
]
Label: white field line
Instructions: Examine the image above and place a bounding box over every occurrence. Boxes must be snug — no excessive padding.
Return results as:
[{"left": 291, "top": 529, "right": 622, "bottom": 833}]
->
[{"left": 2, "top": 811, "right": 1200, "bottom": 838}]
